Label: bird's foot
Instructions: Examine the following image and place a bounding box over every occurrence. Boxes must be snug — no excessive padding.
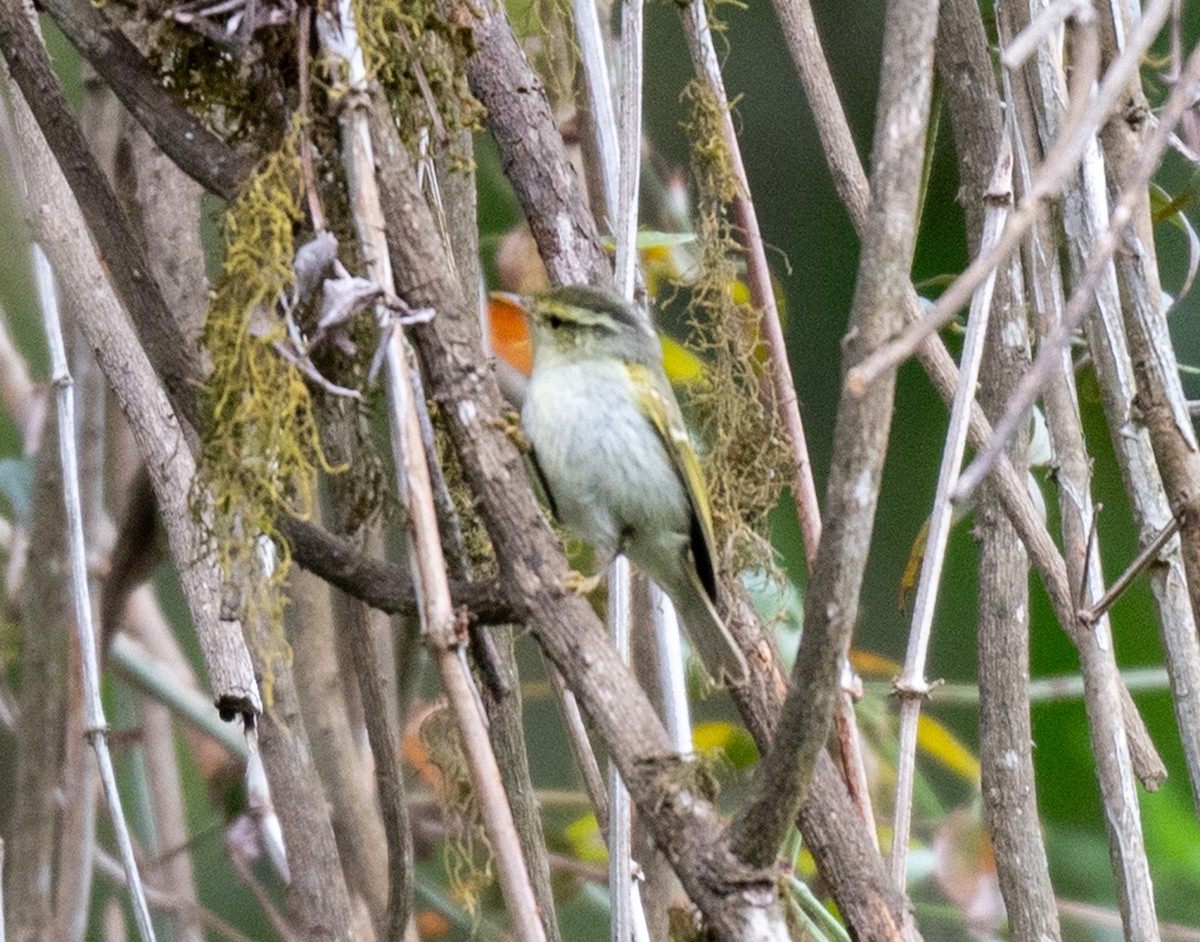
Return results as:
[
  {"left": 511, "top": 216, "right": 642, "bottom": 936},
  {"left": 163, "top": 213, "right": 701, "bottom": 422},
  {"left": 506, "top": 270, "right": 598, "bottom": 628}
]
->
[
  {"left": 497, "top": 412, "right": 531, "bottom": 452},
  {"left": 564, "top": 570, "right": 603, "bottom": 596}
]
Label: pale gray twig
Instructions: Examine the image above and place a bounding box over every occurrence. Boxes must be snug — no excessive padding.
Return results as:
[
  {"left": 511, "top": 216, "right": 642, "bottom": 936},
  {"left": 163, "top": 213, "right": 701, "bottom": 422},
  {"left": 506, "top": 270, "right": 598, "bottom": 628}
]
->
[
  {"left": 890, "top": 137, "right": 1013, "bottom": 890},
  {"left": 847, "top": 0, "right": 1172, "bottom": 392},
  {"left": 956, "top": 40, "right": 1200, "bottom": 503},
  {"left": 321, "top": 2, "right": 544, "bottom": 935},
  {"left": 34, "top": 243, "right": 156, "bottom": 942}
]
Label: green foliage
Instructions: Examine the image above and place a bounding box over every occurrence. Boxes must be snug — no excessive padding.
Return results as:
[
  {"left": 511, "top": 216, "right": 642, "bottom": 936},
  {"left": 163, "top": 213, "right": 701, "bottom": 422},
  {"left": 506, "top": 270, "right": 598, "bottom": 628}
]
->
[
  {"left": 197, "top": 140, "right": 333, "bottom": 702},
  {"left": 681, "top": 80, "right": 793, "bottom": 576}
]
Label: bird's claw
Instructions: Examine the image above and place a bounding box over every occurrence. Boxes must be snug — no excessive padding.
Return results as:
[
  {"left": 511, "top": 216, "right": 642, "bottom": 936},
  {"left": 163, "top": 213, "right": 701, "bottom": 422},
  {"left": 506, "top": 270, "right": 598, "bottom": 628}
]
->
[{"left": 564, "top": 570, "right": 602, "bottom": 595}]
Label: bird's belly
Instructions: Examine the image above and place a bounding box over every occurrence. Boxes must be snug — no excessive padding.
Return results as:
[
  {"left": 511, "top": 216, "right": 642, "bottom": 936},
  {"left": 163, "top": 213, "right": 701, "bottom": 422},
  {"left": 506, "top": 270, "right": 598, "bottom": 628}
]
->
[{"left": 522, "top": 362, "right": 690, "bottom": 564}]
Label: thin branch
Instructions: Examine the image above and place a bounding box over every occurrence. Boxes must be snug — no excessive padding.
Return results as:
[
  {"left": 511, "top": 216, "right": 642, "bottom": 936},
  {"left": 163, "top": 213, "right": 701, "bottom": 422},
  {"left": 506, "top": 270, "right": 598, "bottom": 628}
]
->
[
  {"left": 936, "top": 2, "right": 1061, "bottom": 936},
  {"left": 34, "top": 242, "right": 156, "bottom": 942},
  {"left": 1097, "top": 0, "right": 1200, "bottom": 818},
  {"left": 1079, "top": 512, "right": 1183, "bottom": 625},
  {"left": 956, "top": 40, "right": 1200, "bottom": 502},
  {"left": 1006, "top": 37, "right": 1162, "bottom": 934},
  {"left": 890, "top": 139, "right": 1012, "bottom": 890},
  {"left": 0, "top": 0, "right": 207, "bottom": 423},
  {"left": 476, "top": 628, "right": 563, "bottom": 942},
  {"left": 732, "top": 0, "right": 941, "bottom": 877},
  {"left": 845, "top": 0, "right": 1171, "bottom": 393},
  {"left": 769, "top": 0, "right": 1162, "bottom": 789},
  {"left": 36, "top": 0, "right": 245, "bottom": 200},
  {"left": 319, "top": 3, "right": 544, "bottom": 935}
]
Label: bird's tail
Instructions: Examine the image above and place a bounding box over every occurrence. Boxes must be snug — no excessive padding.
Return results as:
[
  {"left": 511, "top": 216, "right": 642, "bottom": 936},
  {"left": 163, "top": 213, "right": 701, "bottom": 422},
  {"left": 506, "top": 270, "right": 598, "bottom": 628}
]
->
[{"left": 671, "top": 572, "right": 749, "bottom": 685}]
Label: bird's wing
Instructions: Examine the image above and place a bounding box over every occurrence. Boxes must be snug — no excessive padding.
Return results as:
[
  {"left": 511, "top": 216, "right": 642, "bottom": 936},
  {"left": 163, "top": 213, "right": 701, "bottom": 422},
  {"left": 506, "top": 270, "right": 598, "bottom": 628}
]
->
[{"left": 626, "top": 362, "right": 719, "bottom": 600}]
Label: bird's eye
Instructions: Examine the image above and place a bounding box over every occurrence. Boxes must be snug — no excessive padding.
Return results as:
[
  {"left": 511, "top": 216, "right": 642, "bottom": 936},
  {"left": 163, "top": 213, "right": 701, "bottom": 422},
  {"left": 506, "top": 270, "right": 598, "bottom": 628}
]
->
[{"left": 545, "top": 314, "right": 566, "bottom": 330}]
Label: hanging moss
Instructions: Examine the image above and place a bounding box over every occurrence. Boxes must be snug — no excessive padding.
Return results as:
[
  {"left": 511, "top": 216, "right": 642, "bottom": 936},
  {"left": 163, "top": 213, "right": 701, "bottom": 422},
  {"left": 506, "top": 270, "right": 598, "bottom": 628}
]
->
[
  {"left": 419, "top": 703, "right": 494, "bottom": 918},
  {"left": 197, "top": 139, "right": 336, "bottom": 698},
  {"left": 681, "top": 80, "right": 793, "bottom": 576},
  {"left": 348, "top": 0, "right": 483, "bottom": 146},
  {"left": 507, "top": 0, "right": 576, "bottom": 109}
]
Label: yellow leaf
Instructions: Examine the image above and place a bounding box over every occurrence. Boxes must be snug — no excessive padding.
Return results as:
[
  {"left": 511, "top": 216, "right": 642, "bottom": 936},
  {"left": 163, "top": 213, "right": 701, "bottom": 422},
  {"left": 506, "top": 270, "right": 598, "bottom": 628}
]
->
[
  {"left": 563, "top": 814, "right": 608, "bottom": 865},
  {"left": 917, "top": 714, "right": 980, "bottom": 783}
]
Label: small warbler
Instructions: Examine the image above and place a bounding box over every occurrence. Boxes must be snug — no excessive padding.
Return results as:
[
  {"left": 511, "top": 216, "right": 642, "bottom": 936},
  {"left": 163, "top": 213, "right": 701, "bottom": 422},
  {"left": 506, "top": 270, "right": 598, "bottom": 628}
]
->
[{"left": 508, "top": 285, "right": 749, "bottom": 685}]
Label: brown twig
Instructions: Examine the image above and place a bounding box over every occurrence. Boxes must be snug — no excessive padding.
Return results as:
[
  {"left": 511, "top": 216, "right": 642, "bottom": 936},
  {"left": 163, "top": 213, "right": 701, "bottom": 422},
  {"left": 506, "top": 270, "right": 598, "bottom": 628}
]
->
[
  {"left": 33, "top": 0, "right": 245, "bottom": 200},
  {"left": 732, "top": 0, "right": 942, "bottom": 881},
  {"left": 1098, "top": 0, "right": 1200, "bottom": 814},
  {"left": 1006, "top": 31, "right": 1163, "bottom": 933},
  {"left": 890, "top": 138, "right": 1012, "bottom": 890},
  {"left": 1079, "top": 513, "right": 1183, "bottom": 626},
  {"left": 936, "top": 2, "right": 1062, "bottom": 936},
  {"left": 322, "top": 5, "right": 545, "bottom": 934}
]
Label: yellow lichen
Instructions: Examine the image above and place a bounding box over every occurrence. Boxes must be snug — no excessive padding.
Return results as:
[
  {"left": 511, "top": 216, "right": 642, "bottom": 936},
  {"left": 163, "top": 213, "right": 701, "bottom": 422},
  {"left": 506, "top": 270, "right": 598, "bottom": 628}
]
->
[
  {"left": 197, "top": 138, "right": 336, "bottom": 703},
  {"left": 681, "top": 80, "right": 793, "bottom": 576}
]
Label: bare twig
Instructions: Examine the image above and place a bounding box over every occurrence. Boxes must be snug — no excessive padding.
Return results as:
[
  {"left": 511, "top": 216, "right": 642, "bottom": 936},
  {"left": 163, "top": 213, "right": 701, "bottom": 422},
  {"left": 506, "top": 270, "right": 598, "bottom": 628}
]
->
[
  {"left": 34, "top": 242, "right": 156, "bottom": 942},
  {"left": 935, "top": 2, "right": 1061, "bottom": 935},
  {"left": 889, "top": 139, "right": 1012, "bottom": 890},
  {"left": 846, "top": 0, "right": 1171, "bottom": 393},
  {"left": 1098, "top": 0, "right": 1200, "bottom": 816},
  {"left": 733, "top": 0, "right": 941, "bottom": 879},
  {"left": 1005, "top": 37, "right": 1162, "bottom": 934},
  {"left": 1080, "top": 512, "right": 1183, "bottom": 626},
  {"left": 956, "top": 40, "right": 1200, "bottom": 502},
  {"left": 319, "top": 3, "right": 544, "bottom": 935},
  {"left": 0, "top": 2, "right": 261, "bottom": 721}
]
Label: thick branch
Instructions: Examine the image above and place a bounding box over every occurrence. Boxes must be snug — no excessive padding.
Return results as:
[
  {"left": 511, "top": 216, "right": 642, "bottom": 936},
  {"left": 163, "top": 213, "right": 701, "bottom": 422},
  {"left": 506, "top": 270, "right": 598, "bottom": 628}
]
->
[
  {"left": 0, "top": 0, "right": 199, "bottom": 422},
  {"left": 37, "top": 0, "right": 246, "bottom": 200},
  {"left": 450, "top": 0, "right": 611, "bottom": 287},
  {"left": 369, "top": 95, "right": 789, "bottom": 940}
]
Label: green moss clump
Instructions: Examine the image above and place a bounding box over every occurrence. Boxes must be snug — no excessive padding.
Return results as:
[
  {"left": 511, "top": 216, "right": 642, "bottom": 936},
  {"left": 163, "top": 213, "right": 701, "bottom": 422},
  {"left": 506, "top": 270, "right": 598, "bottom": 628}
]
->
[
  {"left": 198, "top": 139, "right": 334, "bottom": 696},
  {"left": 681, "top": 81, "right": 793, "bottom": 576},
  {"left": 349, "top": 0, "right": 483, "bottom": 145},
  {"left": 151, "top": 24, "right": 294, "bottom": 151}
]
